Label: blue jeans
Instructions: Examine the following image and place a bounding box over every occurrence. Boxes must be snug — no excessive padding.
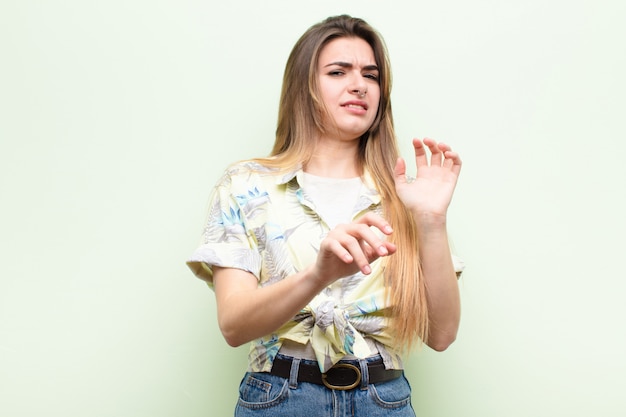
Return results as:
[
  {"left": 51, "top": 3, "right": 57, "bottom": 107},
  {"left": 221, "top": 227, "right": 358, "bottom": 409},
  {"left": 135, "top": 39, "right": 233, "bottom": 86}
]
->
[{"left": 234, "top": 355, "right": 416, "bottom": 417}]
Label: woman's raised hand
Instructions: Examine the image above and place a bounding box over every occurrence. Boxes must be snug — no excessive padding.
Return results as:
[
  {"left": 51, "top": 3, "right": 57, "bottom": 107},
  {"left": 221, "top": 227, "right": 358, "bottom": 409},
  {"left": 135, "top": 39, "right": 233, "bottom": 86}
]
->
[
  {"left": 310, "top": 212, "right": 397, "bottom": 287},
  {"left": 394, "top": 138, "right": 462, "bottom": 221}
]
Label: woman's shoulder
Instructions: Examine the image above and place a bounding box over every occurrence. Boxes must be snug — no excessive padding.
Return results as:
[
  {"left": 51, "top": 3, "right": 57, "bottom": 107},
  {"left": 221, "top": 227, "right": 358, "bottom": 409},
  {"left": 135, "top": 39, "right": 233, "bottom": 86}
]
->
[
  {"left": 223, "top": 158, "right": 281, "bottom": 177},
  {"left": 223, "top": 158, "right": 301, "bottom": 183},
  {"left": 215, "top": 159, "right": 287, "bottom": 192}
]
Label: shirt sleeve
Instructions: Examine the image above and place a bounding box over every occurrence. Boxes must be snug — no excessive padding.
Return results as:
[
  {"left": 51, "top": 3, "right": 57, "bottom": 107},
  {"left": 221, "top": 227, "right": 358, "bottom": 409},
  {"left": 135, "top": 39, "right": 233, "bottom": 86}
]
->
[
  {"left": 452, "top": 253, "right": 465, "bottom": 278},
  {"left": 186, "top": 170, "right": 262, "bottom": 287}
]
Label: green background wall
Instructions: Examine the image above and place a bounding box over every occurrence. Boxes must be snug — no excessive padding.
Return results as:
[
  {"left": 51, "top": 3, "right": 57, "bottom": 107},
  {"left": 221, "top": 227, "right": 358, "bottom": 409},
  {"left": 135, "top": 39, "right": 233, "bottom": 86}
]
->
[{"left": 1, "top": 1, "right": 625, "bottom": 416}]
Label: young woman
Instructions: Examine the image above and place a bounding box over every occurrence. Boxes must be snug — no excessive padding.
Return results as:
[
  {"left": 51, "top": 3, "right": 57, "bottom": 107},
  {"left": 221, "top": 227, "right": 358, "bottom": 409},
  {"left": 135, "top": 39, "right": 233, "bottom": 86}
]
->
[{"left": 187, "top": 14, "right": 463, "bottom": 417}]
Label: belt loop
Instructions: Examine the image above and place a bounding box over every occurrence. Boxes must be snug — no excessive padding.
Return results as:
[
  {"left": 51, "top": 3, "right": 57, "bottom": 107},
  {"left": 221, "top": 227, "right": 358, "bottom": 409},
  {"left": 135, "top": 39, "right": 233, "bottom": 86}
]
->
[
  {"left": 358, "top": 358, "right": 369, "bottom": 390},
  {"left": 288, "top": 357, "right": 301, "bottom": 390}
]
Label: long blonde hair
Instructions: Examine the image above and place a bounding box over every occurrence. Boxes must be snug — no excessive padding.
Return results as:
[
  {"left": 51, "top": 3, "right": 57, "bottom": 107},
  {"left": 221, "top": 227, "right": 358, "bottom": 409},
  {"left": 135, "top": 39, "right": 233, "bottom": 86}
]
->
[{"left": 256, "top": 15, "right": 428, "bottom": 348}]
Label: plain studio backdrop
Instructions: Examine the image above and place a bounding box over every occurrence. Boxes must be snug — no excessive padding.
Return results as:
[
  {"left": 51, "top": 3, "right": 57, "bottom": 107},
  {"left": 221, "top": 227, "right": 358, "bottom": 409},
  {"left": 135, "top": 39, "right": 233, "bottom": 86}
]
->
[{"left": 1, "top": 1, "right": 624, "bottom": 416}]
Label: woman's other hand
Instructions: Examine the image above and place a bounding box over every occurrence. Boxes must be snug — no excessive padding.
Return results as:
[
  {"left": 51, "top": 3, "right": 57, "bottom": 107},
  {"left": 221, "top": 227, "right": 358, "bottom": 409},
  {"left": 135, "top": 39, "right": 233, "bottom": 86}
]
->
[{"left": 394, "top": 138, "right": 462, "bottom": 222}]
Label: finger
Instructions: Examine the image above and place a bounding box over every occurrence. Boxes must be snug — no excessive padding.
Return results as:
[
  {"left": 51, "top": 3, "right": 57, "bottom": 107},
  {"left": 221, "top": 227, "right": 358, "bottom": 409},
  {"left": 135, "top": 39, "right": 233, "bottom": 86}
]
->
[
  {"left": 424, "top": 137, "right": 443, "bottom": 166},
  {"left": 384, "top": 241, "right": 397, "bottom": 256},
  {"left": 351, "top": 239, "right": 396, "bottom": 274},
  {"left": 355, "top": 212, "right": 394, "bottom": 236},
  {"left": 444, "top": 150, "right": 462, "bottom": 175},
  {"left": 336, "top": 233, "right": 374, "bottom": 274},
  {"left": 322, "top": 238, "right": 355, "bottom": 264},
  {"left": 437, "top": 142, "right": 451, "bottom": 154},
  {"left": 412, "top": 138, "right": 428, "bottom": 167},
  {"left": 359, "top": 241, "right": 378, "bottom": 268},
  {"left": 393, "top": 157, "right": 407, "bottom": 186},
  {"left": 345, "top": 222, "right": 393, "bottom": 258},
  {"left": 440, "top": 144, "right": 453, "bottom": 169}
]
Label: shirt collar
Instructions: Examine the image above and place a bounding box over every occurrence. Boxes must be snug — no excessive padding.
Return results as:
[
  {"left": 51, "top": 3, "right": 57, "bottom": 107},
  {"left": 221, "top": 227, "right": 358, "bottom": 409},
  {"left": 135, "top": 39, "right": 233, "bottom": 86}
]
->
[
  {"left": 275, "top": 165, "right": 381, "bottom": 206},
  {"left": 275, "top": 165, "right": 301, "bottom": 185}
]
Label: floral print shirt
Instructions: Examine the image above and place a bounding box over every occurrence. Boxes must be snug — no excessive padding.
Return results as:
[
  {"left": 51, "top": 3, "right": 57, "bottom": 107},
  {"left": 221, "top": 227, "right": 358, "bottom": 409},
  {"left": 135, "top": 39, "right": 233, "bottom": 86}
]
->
[{"left": 187, "top": 161, "right": 462, "bottom": 373}]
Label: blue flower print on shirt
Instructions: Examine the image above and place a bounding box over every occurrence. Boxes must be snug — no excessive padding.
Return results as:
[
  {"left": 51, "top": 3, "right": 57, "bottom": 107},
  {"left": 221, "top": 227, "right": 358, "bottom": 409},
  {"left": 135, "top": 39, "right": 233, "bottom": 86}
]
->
[
  {"left": 220, "top": 205, "right": 245, "bottom": 236},
  {"left": 235, "top": 187, "right": 270, "bottom": 219}
]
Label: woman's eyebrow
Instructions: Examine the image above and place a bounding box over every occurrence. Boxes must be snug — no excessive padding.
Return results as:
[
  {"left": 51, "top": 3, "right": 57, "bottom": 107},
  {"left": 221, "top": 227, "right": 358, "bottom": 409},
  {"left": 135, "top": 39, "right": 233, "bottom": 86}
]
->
[{"left": 324, "top": 61, "right": 379, "bottom": 71}]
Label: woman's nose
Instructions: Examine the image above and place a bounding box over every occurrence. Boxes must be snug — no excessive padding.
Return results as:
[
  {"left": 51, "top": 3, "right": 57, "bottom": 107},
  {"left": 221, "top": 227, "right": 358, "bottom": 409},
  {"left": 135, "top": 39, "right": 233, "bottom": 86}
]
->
[{"left": 351, "top": 82, "right": 367, "bottom": 98}]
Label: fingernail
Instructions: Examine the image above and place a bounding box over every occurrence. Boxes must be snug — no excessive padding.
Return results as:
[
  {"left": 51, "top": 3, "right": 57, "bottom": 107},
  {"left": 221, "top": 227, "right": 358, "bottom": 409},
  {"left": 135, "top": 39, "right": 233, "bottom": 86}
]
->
[
  {"left": 362, "top": 265, "right": 371, "bottom": 274},
  {"left": 379, "top": 246, "right": 388, "bottom": 256}
]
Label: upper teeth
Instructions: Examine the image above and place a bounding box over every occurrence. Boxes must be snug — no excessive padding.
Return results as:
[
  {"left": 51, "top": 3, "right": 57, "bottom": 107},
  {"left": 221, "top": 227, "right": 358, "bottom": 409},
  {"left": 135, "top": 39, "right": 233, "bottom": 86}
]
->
[{"left": 347, "top": 104, "right": 364, "bottom": 109}]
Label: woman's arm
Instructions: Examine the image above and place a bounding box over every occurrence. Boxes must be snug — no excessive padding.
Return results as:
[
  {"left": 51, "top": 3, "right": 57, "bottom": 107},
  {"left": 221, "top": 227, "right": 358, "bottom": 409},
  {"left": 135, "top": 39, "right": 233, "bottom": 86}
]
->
[
  {"left": 213, "top": 265, "right": 323, "bottom": 347},
  {"left": 415, "top": 216, "right": 460, "bottom": 351},
  {"left": 213, "top": 212, "right": 397, "bottom": 347},
  {"left": 394, "top": 137, "right": 463, "bottom": 351}
]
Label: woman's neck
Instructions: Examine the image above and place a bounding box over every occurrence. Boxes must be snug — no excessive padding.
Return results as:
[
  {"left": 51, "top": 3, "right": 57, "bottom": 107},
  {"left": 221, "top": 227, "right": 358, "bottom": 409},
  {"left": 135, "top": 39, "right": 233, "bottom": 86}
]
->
[{"left": 305, "top": 136, "right": 361, "bottom": 178}]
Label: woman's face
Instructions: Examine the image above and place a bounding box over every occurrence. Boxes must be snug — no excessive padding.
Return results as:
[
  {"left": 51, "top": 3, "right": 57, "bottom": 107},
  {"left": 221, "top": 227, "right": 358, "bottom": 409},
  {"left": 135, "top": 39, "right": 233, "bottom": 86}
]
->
[{"left": 316, "top": 37, "right": 381, "bottom": 141}]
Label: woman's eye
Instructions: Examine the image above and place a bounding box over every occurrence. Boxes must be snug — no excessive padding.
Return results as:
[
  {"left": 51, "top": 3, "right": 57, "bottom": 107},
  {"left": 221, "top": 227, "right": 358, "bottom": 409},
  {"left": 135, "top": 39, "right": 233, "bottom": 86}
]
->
[
  {"left": 364, "top": 73, "right": 379, "bottom": 81},
  {"left": 329, "top": 70, "right": 344, "bottom": 76}
]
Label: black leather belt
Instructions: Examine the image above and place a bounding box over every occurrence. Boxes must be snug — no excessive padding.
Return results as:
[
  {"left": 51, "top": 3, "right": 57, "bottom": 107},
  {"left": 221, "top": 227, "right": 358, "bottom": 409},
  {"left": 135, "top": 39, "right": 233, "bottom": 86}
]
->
[{"left": 270, "top": 356, "right": 402, "bottom": 390}]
